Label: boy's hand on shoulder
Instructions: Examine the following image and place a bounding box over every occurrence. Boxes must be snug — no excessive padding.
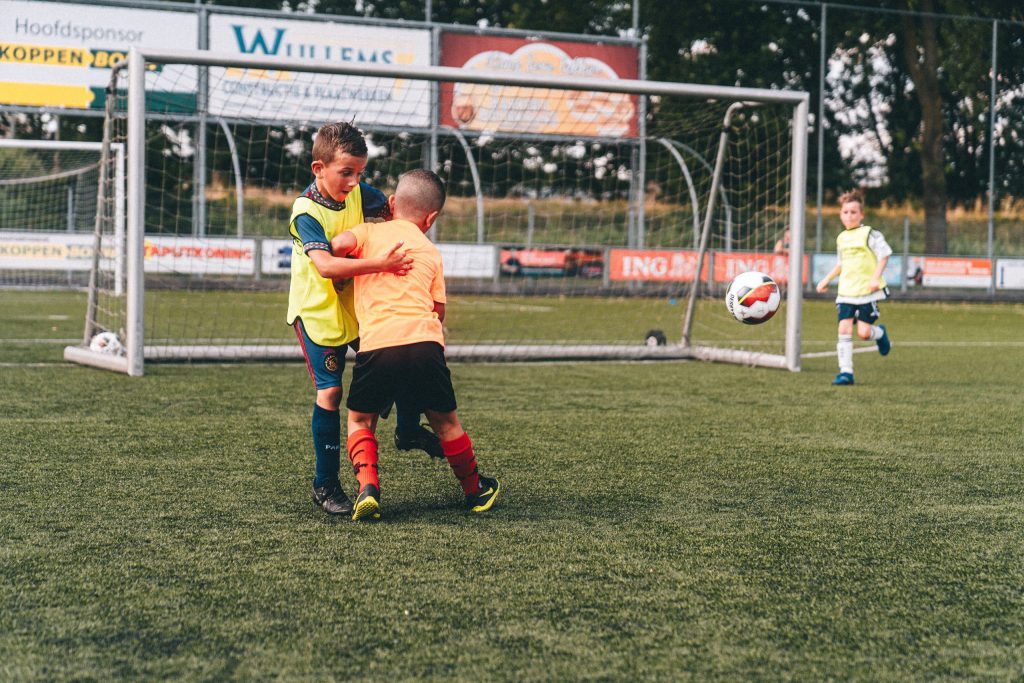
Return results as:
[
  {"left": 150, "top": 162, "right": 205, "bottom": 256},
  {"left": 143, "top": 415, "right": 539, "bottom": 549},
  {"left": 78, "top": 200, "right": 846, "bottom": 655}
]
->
[{"left": 380, "top": 241, "right": 413, "bottom": 276}]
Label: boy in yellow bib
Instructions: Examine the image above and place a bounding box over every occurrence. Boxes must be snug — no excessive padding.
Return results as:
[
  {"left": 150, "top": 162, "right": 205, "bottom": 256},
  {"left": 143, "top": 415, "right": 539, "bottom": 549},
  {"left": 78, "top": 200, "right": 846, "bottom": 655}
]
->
[
  {"left": 815, "top": 189, "right": 892, "bottom": 385},
  {"left": 287, "top": 122, "right": 441, "bottom": 516}
]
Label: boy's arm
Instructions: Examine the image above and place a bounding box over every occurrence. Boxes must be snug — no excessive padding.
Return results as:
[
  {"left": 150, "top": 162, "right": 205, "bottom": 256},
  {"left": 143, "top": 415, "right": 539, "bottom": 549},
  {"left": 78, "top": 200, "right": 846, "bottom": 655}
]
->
[
  {"left": 869, "top": 255, "right": 889, "bottom": 292},
  {"left": 303, "top": 227, "right": 410, "bottom": 279},
  {"left": 816, "top": 262, "right": 842, "bottom": 292},
  {"left": 433, "top": 302, "right": 445, "bottom": 323}
]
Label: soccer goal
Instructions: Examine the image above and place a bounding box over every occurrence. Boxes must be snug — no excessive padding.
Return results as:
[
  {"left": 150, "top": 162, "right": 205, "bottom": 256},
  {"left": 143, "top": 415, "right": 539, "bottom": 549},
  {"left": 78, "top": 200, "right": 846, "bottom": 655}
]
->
[
  {"left": 65, "top": 47, "right": 807, "bottom": 376},
  {"left": 0, "top": 139, "right": 124, "bottom": 292}
]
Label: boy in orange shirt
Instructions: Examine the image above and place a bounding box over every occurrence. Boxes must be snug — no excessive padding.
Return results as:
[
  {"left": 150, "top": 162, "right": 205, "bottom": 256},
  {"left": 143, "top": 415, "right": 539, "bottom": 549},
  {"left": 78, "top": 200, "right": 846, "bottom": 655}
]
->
[{"left": 330, "top": 169, "right": 500, "bottom": 521}]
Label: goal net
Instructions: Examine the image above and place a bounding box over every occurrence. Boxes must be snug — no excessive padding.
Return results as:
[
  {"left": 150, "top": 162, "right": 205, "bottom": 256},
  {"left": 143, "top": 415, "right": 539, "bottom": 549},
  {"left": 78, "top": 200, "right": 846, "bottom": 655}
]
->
[
  {"left": 65, "top": 48, "right": 806, "bottom": 376},
  {"left": 0, "top": 140, "right": 122, "bottom": 291}
]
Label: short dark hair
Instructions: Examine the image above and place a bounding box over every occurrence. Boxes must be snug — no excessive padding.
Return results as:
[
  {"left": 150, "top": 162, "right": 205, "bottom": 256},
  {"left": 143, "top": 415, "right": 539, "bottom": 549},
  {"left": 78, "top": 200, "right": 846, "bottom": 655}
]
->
[
  {"left": 395, "top": 169, "right": 447, "bottom": 217},
  {"left": 312, "top": 122, "right": 368, "bottom": 163}
]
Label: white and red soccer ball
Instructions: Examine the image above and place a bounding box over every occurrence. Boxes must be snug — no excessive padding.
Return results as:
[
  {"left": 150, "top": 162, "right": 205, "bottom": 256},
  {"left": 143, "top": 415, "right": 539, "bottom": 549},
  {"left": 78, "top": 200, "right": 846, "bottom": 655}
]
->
[{"left": 725, "top": 271, "right": 781, "bottom": 325}]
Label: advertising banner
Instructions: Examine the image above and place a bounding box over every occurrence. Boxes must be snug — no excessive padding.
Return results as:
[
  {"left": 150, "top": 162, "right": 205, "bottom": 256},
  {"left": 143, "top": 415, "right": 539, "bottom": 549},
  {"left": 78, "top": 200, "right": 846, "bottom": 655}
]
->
[
  {"left": 906, "top": 256, "right": 991, "bottom": 288},
  {"left": 996, "top": 258, "right": 1024, "bottom": 290},
  {"left": 208, "top": 14, "right": 431, "bottom": 125},
  {"left": 439, "top": 33, "right": 639, "bottom": 138},
  {"left": 143, "top": 236, "right": 255, "bottom": 275},
  {"left": 500, "top": 247, "right": 603, "bottom": 278},
  {"left": 0, "top": 0, "right": 197, "bottom": 111},
  {"left": 0, "top": 230, "right": 115, "bottom": 270},
  {"left": 439, "top": 243, "right": 496, "bottom": 279},
  {"left": 608, "top": 249, "right": 708, "bottom": 282},
  {"left": 261, "top": 238, "right": 293, "bottom": 275},
  {"left": 711, "top": 251, "right": 807, "bottom": 285}
]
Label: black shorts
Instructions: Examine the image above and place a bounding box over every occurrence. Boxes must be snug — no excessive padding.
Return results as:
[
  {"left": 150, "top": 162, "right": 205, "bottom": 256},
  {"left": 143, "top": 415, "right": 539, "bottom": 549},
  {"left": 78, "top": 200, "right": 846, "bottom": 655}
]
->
[
  {"left": 836, "top": 301, "right": 881, "bottom": 324},
  {"left": 346, "top": 341, "right": 457, "bottom": 415}
]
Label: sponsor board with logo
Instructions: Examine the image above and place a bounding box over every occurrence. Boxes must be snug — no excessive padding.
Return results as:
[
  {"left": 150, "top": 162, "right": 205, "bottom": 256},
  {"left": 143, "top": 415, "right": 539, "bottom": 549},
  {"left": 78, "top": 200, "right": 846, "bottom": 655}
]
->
[
  {"left": 143, "top": 236, "right": 255, "bottom": 275},
  {"left": 996, "top": 258, "right": 1024, "bottom": 290},
  {"left": 439, "top": 33, "right": 639, "bottom": 138},
  {"left": 500, "top": 247, "right": 603, "bottom": 278},
  {"left": 0, "top": 230, "right": 116, "bottom": 269},
  {"left": 208, "top": 14, "right": 431, "bottom": 124},
  {"left": 608, "top": 249, "right": 707, "bottom": 282},
  {"left": 905, "top": 256, "right": 991, "bottom": 288},
  {"left": 0, "top": 0, "right": 197, "bottom": 110},
  {"left": 711, "top": 251, "right": 807, "bottom": 285}
]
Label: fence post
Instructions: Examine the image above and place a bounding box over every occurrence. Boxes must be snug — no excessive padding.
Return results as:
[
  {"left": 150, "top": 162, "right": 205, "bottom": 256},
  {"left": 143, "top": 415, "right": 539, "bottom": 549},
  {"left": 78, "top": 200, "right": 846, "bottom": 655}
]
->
[
  {"left": 901, "top": 216, "right": 909, "bottom": 294},
  {"left": 987, "top": 19, "right": 998, "bottom": 295}
]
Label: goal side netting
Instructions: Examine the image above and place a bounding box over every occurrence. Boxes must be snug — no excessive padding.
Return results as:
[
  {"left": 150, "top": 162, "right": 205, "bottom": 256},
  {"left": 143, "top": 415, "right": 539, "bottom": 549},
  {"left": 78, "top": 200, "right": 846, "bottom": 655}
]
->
[{"left": 65, "top": 48, "right": 807, "bottom": 376}]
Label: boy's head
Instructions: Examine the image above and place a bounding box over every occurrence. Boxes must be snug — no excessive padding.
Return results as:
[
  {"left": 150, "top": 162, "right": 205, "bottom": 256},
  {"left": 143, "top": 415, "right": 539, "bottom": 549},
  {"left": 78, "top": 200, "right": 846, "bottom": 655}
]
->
[
  {"left": 311, "top": 122, "right": 368, "bottom": 203},
  {"left": 390, "top": 169, "right": 446, "bottom": 232},
  {"left": 838, "top": 189, "right": 865, "bottom": 230}
]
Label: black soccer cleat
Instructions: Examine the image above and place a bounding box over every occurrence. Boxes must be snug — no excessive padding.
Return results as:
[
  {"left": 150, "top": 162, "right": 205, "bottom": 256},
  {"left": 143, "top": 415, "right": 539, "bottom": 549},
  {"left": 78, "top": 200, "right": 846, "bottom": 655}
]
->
[
  {"left": 352, "top": 483, "right": 382, "bottom": 522},
  {"left": 465, "top": 475, "right": 501, "bottom": 513},
  {"left": 311, "top": 480, "right": 353, "bottom": 516},
  {"left": 394, "top": 424, "right": 444, "bottom": 459}
]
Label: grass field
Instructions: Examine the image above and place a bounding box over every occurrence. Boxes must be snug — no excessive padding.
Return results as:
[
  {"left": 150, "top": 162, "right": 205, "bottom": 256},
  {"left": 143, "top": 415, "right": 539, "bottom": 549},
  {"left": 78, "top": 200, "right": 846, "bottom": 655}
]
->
[{"left": 2, "top": 294, "right": 1023, "bottom": 680}]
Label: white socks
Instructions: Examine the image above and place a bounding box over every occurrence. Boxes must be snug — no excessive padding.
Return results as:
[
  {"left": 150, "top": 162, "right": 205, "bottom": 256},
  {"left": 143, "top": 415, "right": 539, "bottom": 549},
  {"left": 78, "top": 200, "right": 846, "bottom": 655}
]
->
[
  {"left": 837, "top": 335, "right": 853, "bottom": 374},
  {"left": 868, "top": 325, "right": 884, "bottom": 341}
]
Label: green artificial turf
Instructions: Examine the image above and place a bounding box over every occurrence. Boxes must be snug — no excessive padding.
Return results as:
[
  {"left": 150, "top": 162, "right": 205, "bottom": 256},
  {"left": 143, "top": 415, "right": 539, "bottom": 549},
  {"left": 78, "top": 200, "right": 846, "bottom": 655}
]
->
[{"left": 1, "top": 298, "right": 1023, "bottom": 680}]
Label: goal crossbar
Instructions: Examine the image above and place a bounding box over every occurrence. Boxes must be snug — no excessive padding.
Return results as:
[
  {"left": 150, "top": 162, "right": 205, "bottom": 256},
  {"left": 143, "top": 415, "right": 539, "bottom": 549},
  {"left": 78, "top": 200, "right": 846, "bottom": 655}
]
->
[{"left": 66, "top": 47, "right": 808, "bottom": 376}]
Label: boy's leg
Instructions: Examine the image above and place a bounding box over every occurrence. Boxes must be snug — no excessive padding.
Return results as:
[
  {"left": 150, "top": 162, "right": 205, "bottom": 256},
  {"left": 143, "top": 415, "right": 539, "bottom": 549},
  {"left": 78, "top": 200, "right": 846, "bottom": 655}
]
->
[
  {"left": 834, "top": 309, "right": 855, "bottom": 385},
  {"left": 346, "top": 411, "right": 381, "bottom": 521},
  {"left": 294, "top": 319, "right": 352, "bottom": 515},
  {"left": 426, "top": 409, "right": 500, "bottom": 512},
  {"left": 394, "top": 401, "right": 444, "bottom": 459},
  {"left": 857, "top": 303, "right": 890, "bottom": 355}
]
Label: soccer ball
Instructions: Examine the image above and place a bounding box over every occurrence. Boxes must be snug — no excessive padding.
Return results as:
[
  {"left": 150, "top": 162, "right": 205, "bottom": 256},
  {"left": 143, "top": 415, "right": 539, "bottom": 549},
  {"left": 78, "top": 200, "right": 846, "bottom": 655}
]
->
[
  {"left": 89, "top": 331, "right": 124, "bottom": 355},
  {"left": 725, "top": 271, "right": 781, "bottom": 325}
]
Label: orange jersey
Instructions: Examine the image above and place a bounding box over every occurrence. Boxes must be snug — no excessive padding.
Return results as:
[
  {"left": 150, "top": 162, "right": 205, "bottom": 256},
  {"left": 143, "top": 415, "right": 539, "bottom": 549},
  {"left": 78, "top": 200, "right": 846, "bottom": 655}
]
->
[{"left": 348, "top": 219, "right": 446, "bottom": 352}]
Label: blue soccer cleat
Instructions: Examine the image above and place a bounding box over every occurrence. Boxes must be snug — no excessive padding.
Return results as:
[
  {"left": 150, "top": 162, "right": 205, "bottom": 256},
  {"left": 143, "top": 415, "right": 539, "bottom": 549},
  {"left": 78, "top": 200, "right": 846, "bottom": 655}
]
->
[
  {"left": 876, "top": 325, "right": 891, "bottom": 356},
  {"left": 832, "top": 372, "right": 855, "bottom": 386}
]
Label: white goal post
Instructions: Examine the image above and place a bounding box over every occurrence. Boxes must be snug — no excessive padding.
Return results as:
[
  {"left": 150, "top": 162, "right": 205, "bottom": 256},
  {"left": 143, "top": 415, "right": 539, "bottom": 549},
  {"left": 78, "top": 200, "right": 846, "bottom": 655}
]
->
[{"left": 65, "top": 46, "right": 808, "bottom": 376}]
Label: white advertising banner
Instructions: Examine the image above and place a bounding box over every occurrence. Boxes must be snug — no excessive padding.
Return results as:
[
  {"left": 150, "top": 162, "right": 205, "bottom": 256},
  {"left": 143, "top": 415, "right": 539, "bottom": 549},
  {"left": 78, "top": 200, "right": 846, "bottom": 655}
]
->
[
  {"left": 207, "top": 14, "right": 432, "bottom": 125},
  {"left": 439, "top": 243, "right": 495, "bottom": 279},
  {"left": 262, "top": 238, "right": 294, "bottom": 275},
  {"left": 0, "top": 0, "right": 198, "bottom": 111},
  {"left": 143, "top": 236, "right": 255, "bottom": 275},
  {"left": 0, "top": 230, "right": 115, "bottom": 270},
  {"left": 996, "top": 258, "right": 1024, "bottom": 290}
]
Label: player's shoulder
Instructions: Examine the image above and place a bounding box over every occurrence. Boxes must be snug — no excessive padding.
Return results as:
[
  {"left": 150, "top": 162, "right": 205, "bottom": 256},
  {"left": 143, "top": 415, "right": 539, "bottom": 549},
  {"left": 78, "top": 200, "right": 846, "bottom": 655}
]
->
[{"left": 359, "top": 182, "right": 391, "bottom": 221}]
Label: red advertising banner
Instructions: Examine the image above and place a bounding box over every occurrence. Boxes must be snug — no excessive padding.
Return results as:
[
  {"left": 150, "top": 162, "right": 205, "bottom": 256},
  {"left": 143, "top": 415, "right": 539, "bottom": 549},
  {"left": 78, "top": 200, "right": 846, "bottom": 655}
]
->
[
  {"left": 609, "top": 249, "right": 806, "bottom": 284},
  {"left": 439, "top": 33, "right": 639, "bottom": 138},
  {"left": 907, "top": 256, "right": 992, "bottom": 288},
  {"left": 712, "top": 251, "right": 807, "bottom": 285},
  {"left": 608, "top": 249, "right": 707, "bottom": 282}
]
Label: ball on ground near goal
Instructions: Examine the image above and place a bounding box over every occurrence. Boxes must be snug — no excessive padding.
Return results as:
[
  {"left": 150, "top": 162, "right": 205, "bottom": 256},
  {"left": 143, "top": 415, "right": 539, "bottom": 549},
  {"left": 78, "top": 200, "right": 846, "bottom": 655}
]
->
[
  {"left": 89, "top": 331, "right": 124, "bottom": 355},
  {"left": 725, "top": 271, "right": 781, "bottom": 325}
]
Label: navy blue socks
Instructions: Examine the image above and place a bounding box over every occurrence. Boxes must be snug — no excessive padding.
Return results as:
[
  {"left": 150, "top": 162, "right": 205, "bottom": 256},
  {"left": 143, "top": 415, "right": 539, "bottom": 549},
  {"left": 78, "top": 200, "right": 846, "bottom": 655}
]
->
[
  {"left": 311, "top": 404, "right": 341, "bottom": 488},
  {"left": 395, "top": 401, "right": 421, "bottom": 438}
]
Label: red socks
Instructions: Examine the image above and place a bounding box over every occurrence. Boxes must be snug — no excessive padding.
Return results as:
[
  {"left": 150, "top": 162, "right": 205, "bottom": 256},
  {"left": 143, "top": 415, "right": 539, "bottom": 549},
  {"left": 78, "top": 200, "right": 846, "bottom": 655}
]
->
[
  {"left": 441, "top": 432, "right": 480, "bottom": 495},
  {"left": 346, "top": 429, "right": 379, "bottom": 490}
]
